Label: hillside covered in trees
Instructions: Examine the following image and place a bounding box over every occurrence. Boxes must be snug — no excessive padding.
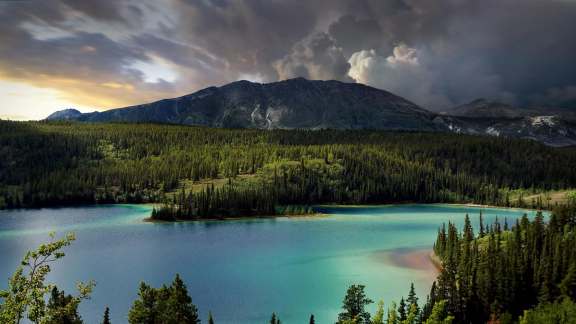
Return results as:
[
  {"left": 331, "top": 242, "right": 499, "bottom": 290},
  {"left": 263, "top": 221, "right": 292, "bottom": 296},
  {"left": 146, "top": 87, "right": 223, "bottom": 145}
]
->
[
  {"left": 1, "top": 120, "right": 576, "bottom": 219},
  {"left": 428, "top": 203, "right": 576, "bottom": 323}
]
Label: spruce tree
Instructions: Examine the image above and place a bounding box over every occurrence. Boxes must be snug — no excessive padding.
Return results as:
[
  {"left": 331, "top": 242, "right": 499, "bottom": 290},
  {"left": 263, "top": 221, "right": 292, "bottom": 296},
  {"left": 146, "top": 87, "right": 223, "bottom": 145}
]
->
[
  {"left": 167, "top": 274, "right": 200, "bottom": 323},
  {"left": 398, "top": 298, "right": 407, "bottom": 321},
  {"left": 44, "top": 286, "right": 83, "bottom": 324},
  {"left": 337, "top": 284, "right": 373, "bottom": 324},
  {"left": 407, "top": 283, "right": 420, "bottom": 317},
  {"left": 102, "top": 307, "right": 111, "bottom": 324},
  {"left": 270, "top": 312, "right": 280, "bottom": 324},
  {"left": 560, "top": 262, "right": 576, "bottom": 300}
]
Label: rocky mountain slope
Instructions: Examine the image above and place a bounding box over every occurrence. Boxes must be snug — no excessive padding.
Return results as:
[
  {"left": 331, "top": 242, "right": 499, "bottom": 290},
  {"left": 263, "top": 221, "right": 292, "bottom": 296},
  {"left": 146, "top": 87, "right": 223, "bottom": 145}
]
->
[
  {"left": 437, "top": 99, "right": 576, "bottom": 147},
  {"left": 46, "top": 78, "right": 576, "bottom": 146},
  {"left": 48, "top": 78, "right": 442, "bottom": 131}
]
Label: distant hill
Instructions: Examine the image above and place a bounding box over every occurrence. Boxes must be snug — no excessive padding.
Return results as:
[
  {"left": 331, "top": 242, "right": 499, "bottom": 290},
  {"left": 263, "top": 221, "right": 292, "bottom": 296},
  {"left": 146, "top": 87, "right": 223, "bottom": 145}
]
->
[
  {"left": 437, "top": 99, "right": 576, "bottom": 147},
  {"left": 45, "top": 108, "right": 83, "bottom": 120},
  {"left": 46, "top": 78, "right": 576, "bottom": 146}
]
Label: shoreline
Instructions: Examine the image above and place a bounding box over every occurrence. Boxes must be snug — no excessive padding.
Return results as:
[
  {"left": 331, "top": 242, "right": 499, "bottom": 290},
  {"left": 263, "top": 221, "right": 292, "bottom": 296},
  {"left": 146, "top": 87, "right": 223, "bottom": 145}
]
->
[
  {"left": 317, "top": 201, "right": 546, "bottom": 212},
  {"left": 142, "top": 212, "right": 327, "bottom": 223},
  {"left": 379, "top": 248, "right": 442, "bottom": 278}
]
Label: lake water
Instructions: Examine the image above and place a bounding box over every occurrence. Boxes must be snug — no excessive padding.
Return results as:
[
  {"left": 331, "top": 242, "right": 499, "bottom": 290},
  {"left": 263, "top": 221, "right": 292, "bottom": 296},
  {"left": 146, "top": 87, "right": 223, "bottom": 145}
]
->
[{"left": 0, "top": 204, "right": 543, "bottom": 323}]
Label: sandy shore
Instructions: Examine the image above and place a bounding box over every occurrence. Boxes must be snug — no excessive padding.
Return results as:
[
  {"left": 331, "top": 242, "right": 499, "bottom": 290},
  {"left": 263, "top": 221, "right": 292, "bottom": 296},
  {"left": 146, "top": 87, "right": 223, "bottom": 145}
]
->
[{"left": 376, "top": 248, "right": 441, "bottom": 280}]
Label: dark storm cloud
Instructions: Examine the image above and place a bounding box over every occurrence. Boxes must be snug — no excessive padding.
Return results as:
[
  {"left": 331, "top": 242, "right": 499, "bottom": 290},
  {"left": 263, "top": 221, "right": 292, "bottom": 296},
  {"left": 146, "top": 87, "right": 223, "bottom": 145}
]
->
[
  {"left": 1, "top": 0, "right": 576, "bottom": 114},
  {"left": 274, "top": 33, "right": 353, "bottom": 82}
]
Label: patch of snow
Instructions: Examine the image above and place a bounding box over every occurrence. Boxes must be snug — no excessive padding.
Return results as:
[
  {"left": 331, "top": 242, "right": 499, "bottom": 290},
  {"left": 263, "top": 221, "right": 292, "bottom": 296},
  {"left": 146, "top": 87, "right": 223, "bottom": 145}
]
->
[
  {"left": 530, "top": 116, "right": 556, "bottom": 127},
  {"left": 250, "top": 105, "right": 262, "bottom": 124},
  {"left": 485, "top": 127, "right": 500, "bottom": 136}
]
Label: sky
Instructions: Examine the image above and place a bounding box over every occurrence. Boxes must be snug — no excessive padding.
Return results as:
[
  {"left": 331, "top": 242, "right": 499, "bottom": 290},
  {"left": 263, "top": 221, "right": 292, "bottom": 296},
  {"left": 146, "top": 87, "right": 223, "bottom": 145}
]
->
[{"left": 1, "top": 0, "right": 576, "bottom": 120}]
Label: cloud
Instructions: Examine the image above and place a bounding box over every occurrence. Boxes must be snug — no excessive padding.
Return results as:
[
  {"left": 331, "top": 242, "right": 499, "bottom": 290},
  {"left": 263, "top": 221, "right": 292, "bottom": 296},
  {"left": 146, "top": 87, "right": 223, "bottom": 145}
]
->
[
  {"left": 349, "top": 45, "right": 452, "bottom": 109},
  {"left": 274, "top": 33, "right": 353, "bottom": 82},
  {"left": 1, "top": 0, "right": 576, "bottom": 119}
]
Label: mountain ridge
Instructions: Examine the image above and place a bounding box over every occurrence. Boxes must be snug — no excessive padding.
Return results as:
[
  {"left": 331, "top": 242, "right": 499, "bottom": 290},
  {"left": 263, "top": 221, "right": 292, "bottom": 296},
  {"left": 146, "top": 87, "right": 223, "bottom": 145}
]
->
[
  {"left": 46, "top": 78, "right": 576, "bottom": 147},
  {"left": 48, "top": 78, "right": 442, "bottom": 131}
]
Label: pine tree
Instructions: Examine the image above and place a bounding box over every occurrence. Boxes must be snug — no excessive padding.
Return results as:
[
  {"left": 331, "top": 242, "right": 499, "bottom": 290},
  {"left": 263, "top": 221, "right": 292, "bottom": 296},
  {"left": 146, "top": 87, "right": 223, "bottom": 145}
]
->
[
  {"left": 479, "top": 213, "right": 485, "bottom": 237},
  {"left": 407, "top": 283, "right": 420, "bottom": 317},
  {"left": 102, "top": 307, "right": 111, "bottom": 324},
  {"left": 309, "top": 314, "right": 315, "bottom": 324},
  {"left": 398, "top": 298, "right": 407, "bottom": 321},
  {"left": 208, "top": 311, "right": 215, "bottom": 324},
  {"left": 337, "top": 285, "right": 373, "bottom": 324},
  {"left": 270, "top": 312, "right": 280, "bottom": 324},
  {"left": 167, "top": 274, "right": 200, "bottom": 323},
  {"left": 560, "top": 262, "right": 576, "bottom": 299},
  {"left": 425, "top": 300, "right": 453, "bottom": 324},
  {"left": 43, "top": 286, "right": 83, "bottom": 324}
]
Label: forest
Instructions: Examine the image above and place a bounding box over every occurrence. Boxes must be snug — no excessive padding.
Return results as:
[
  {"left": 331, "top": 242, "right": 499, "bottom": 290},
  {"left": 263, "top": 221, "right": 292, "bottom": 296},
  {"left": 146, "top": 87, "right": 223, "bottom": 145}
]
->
[
  {"left": 428, "top": 203, "right": 576, "bottom": 323},
  {"left": 1, "top": 120, "right": 576, "bottom": 219}
]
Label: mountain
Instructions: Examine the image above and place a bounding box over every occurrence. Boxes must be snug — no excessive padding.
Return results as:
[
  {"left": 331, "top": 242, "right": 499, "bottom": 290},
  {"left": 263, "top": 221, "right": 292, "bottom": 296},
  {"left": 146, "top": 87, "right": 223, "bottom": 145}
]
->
[
  {"left": 46, "top": 78, "right": 576, "bottom": 146},
  {"left": 47, "top": 78, "right": 442, "bottom": 131},
  {"left": 45, "top": 108, "right": 83, "bottom": 120},
  {"left": 442, "top": 98, "right": 576, "bottom": 120},
  {"left": 437, "top": 115, "right": 576, "bottom": 147},
  {"left": 437, "top": 99, "right": 576, "bottom": 147},
  {"left": 441, "top": 99, "right": 526, "bottom": 118}
]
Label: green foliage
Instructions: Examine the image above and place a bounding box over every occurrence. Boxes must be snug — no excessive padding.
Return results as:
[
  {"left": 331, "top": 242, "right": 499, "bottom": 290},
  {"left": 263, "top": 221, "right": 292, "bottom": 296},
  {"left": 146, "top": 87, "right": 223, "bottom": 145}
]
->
[
  {"left": 371, "top": 300, "right": 385, "bottom": 324},
  {"left": 338, "top": 284, "right": 373, "bottom": 324},
  {"left": 128, "top": 274, "right": 199, "bottom": 324},
  {"left": 427, "top": 204, "right": 576, "bottom": 323},
  {"left": 519, "top": 298, "right": 576, "bottom": 324},
  {"left": 386, "top": 301, "right": 398, "bottom": 324},
  {"left": 0, "top": 232, "right": 94, "bottom": 324},
  {"left": 424, "top": 300, "right": 453, "bottom": 324},
  {"left": 43, "top": 287, "right": 83, "bottom": 324},
  {"left": 2, "top": 121, "right": 576, "bottom": 216}
]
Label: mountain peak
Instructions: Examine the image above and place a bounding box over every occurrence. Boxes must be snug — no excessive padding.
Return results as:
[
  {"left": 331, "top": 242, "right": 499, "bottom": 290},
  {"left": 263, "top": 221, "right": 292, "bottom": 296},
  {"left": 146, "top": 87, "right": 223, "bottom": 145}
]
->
[
  {"left": 443, "top": 99, "right": 520, "bottom": 118},
  {"left": 46, "top": 78, "right": 439, "bottom": 131},
  {"left": 46, "top": 108, "right": 83, "bottom": 120}
]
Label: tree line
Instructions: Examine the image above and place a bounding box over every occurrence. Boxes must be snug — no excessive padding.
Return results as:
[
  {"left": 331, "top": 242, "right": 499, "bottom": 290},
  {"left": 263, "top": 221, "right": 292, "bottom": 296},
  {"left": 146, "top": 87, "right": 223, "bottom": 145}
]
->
[
  {"left": 427, "top": 203, "right": 576, "bottom": 323},
  {"left": 2, "top": 121, "right": 575, "bottom": 218}
]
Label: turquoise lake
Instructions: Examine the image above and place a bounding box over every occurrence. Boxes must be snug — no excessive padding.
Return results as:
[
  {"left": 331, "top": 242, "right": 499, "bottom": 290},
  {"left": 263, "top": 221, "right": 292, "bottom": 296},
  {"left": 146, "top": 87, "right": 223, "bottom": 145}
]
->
[{"left": 0, "top": 204, "right": 543, "bottom": 323}]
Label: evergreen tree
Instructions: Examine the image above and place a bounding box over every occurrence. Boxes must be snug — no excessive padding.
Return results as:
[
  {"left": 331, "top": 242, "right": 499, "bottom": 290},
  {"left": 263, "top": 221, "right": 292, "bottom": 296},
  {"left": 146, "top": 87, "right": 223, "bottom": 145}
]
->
[
  {"left": 128, "top": 282, "right": 158, "bottom": 324},
  {"left": 309, "top": 314, "right": 315, "bottom": 324},
  {"left": 43, "top": 287, "right": 83, "bottom": 324},
  {"left": 387, "top": 302, "right": 398, "bottom": 324},
  {"left": 208, "top": 311, "right": 215, "bottom": 324},
  {"left": 167, "top": 274, "right": 200, "bottom": 323},
  {"left": 372, "top": 300, "right": 384, "bottom": 324},
  {"left": 270, "top": 312, "right": 280, "bottom": 324},
  {"left": 398, "top": 298, "right": 407, "bottom": 321},
  {"left": 102, "top": 307, "right": 111, "bottom": 324},
  {"left": 425, "top": 300, "right": 453, "bottom": 324},
  {"left": 128, "top": 274, "right": 200, "bottom": 324},
  {"left": 559, "top": 262, "right": 576, "bottom": 300},
  {"left": 407, "top": 283, "right": 420, "bottom": 317},
  {"left": 337, "top": 285, "right": 373, "bottom": 324}
]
